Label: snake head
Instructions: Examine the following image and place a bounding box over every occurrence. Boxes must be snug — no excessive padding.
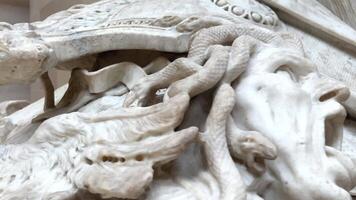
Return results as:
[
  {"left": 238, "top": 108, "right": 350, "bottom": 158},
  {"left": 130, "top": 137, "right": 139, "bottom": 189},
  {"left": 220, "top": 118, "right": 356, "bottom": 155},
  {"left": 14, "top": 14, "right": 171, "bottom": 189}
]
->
[{"left": 0, "top": 31, "right": 51, "bottom": 85}]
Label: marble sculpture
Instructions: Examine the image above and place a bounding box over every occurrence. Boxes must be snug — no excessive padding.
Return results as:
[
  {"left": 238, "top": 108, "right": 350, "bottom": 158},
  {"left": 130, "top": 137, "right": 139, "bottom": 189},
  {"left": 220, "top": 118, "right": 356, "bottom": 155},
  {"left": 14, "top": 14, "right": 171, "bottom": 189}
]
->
[{"left": 0, "top": 0, "right": 355, "bottom": 199}]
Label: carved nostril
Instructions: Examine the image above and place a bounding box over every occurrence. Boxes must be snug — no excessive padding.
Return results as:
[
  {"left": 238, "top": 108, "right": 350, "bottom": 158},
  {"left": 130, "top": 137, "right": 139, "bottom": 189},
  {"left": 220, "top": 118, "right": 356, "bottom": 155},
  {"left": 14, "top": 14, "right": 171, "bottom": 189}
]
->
[
  {"left": 319, "top": 88, "right": 350, "bottom": 102},
  {"left": 135, "top": 155, "right": 144, "bottom": 161},
  {"left": 319, "top": 91, "right": 338, "bottom": 102},
  {"left": 102, "top": 155, "right": 125, "bottom": 163},
  {"left": 84, "top": 157, "right": 93, "bottom": 165}
]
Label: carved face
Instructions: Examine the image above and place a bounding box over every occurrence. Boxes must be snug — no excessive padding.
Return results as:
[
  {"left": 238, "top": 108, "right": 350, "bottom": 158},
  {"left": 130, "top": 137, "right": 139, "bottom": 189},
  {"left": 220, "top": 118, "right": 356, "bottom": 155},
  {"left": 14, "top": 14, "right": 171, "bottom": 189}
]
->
[
  {"left": 0, "top": 31, "right": 49, "bottom": 84},
  {"left": 0, "top": 94, "right": 197, "bottom": 199},
  {"left": 232, "top": 47, "right": 355, "bottom": 200}
]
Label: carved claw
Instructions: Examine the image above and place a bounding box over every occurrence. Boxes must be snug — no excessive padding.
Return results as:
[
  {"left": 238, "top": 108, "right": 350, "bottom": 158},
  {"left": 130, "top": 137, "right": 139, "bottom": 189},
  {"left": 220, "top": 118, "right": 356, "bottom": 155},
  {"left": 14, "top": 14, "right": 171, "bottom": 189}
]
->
[
  {"left": 123, "top": 80, "right": 156, "bottom": 107},
  {"left": 124, "top": 58, "right": 176, "bottom": 107}
]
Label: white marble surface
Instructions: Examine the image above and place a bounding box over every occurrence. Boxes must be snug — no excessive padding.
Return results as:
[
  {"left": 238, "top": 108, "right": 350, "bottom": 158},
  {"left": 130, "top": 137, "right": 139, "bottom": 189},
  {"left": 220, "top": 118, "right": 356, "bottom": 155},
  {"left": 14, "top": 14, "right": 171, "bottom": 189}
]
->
[{"left": 0, "top": 0, "right": 355, "bottom": 199}]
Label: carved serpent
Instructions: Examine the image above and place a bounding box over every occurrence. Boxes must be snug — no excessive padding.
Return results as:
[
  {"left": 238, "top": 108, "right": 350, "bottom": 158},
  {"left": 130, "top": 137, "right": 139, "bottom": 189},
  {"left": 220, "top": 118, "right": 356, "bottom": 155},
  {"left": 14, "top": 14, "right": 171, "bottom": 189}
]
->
[
  {"left": 125, "top": 23, "right": 304, "bottom": 106},
  {"left": 201, "top": 84, "right": 247, "bottom": 200}
]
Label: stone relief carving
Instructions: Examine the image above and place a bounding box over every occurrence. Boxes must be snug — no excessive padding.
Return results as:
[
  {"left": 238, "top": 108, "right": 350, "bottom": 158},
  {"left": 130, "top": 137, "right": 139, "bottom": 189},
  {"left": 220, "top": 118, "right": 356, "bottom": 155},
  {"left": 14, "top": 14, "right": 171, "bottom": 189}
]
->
[{"left": 0, "top": 0, "right": 355, "bottom": 199}]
